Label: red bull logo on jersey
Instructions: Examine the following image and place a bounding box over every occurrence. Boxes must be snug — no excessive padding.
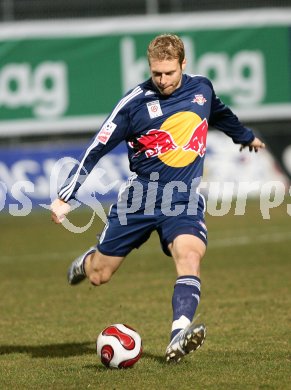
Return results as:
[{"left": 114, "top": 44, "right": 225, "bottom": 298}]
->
[
  {"left": 192, "top": 94, "right": 207, "bottom": 106},
  {"left": 134, "top": 129, "right": 178, "bottom": 158},
  {"left": 130, "top": 112, "right": 208, "bottom": 168},
  {"left": 183, "top": 118, "right": 207, "bottom": 157}
]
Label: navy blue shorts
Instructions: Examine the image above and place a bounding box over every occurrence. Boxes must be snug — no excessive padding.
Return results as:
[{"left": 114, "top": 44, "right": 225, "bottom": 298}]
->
[{"left": 97, "top": 196, "right": 207, "bottom": 258}]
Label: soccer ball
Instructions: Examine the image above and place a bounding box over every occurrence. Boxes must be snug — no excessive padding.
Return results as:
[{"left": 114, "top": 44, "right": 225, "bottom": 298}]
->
[{"left": 96, "top": 324, "right": 142, "bottom": 368}]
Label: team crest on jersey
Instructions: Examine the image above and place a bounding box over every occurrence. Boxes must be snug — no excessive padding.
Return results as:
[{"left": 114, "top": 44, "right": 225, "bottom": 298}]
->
[
  {"left": 97, "top": 121, "right": 117, "bottom": 144},
  {"left": 147, "top": 100, "right": 163, "bottom": 119},
  {"left": 192, "top": 94, "right": 207, "bottom": 106}
]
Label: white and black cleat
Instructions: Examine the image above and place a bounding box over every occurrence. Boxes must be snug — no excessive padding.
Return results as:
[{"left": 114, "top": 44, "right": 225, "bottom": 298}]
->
[{"left": 165, "top": 322, "right": 206, "bottom": 363}]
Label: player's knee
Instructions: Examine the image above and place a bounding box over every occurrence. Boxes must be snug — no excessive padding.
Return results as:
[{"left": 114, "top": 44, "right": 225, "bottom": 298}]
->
[
  {"left": 175, "top": 249, "right": 203, "bottom": 276},
  {"left": 89, "top": 268, "right": 112, "bottom": 286},
  {"left": 186, "top": 250, "right": 203, "bottom": 271},
  {"left": 177, "top": 248, "right": 202, "bottom": 264},
  {"left": 100, "top": 268, "right": 112, "bottom": 284},
  {"left": 187, "top": 249, "right": 203, "bottom": 263}
]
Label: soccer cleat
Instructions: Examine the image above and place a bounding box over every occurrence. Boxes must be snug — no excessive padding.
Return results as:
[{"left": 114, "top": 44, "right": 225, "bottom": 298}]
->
[
  {"left": 67, "top": 246, "right": 96, "bottom": 285},
  {"left": 165, "top": 322, "right": 206, "bottom": 363}
]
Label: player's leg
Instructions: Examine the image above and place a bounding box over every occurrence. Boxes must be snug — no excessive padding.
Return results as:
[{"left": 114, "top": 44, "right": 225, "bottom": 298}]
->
[
  {"left": 67, "top": 246, "right": 124, "bottom": 286},
  {"left": 169, "top": 234, "right": 206, "bottom": 336},
  {"left": 169, "top": 233, "right": 205, "bottom": 277},
  {"left": 84, "top": 250, "right": 124, "bottom": 286},
  {"left": 67, "top": 202, "right": 156, "bottom": 286},
  {"left": 166, "top": 234, "right": 207, "bottom": 362},
  {"left": 158, "top": 209, "right": 208, "bottom": 362}
]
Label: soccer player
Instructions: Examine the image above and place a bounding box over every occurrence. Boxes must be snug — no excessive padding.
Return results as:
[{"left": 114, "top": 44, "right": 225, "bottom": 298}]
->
[{"left": 51, "top": 34, "right": 265, "bottom": 362}]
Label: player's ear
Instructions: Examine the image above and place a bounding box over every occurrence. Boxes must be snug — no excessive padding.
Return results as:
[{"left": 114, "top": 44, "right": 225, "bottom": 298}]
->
[{"left": 181, "top": 58, "right": 187, "bottom": 71}]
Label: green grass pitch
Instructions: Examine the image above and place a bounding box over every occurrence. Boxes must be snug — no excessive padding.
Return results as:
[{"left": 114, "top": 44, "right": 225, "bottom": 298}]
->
[{"left": 0, "top": 199, "right": 290, "bottom": 389}]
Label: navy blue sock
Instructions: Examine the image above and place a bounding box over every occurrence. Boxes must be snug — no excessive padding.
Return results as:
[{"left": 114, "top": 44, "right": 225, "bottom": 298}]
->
[{"left": 171, "top": 275, "right": 201, "bottom": 340}]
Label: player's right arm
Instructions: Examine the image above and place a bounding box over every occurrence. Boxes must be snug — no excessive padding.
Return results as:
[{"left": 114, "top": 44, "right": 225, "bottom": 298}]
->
[
  {"left": 51, "top": 198, "right": 71, "bottom": 224},
  {"left": 50, "top": 86, "right": 143, "bottom": 224}
]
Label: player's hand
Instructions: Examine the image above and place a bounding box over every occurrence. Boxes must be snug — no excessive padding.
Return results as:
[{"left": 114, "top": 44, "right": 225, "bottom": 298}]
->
[
  {"left": 240, "top": 137, "right": 266, "bottom": 153},
  {"left": 50, "top": 198, "right": 71, "bottom": 224}
]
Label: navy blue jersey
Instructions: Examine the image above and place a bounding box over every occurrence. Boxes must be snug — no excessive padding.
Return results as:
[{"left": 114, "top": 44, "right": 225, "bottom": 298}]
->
[{"left": 58, "top": 74, "right": 254, "bottom": 202}]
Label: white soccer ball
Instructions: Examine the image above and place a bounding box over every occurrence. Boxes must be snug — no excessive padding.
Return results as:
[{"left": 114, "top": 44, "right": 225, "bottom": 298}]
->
[{"left": 96, "top": 324, "right": 142, "bottom": 368}]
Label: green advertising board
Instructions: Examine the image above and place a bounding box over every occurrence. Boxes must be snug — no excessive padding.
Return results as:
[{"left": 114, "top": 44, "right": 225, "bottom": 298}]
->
[{"left": 0, "top": 9, "right": 291, "bottom": 136}]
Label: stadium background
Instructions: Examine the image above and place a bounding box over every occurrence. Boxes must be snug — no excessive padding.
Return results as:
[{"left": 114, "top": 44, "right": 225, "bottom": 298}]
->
[
  {"left": 1, "top": 0, "right": 291, "bottom": 19},
  {"left": 0, "top": 0, "right": 291, "bottom": 210}
]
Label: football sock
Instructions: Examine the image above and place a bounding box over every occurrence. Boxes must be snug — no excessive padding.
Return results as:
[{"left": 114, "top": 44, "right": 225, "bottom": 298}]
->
[{"left": 171, "top": 275, "right": 201, "bottom": 340}]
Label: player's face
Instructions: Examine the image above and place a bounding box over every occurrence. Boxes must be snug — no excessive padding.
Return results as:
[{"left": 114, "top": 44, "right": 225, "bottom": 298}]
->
[{"left": 149, "top": 58, "right": 186, "bottom": 96}]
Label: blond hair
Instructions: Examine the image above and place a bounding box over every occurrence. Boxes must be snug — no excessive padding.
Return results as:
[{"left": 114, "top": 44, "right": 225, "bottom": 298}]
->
[{"left": 147, "top": 34, "right": 185, "bottom": 65}]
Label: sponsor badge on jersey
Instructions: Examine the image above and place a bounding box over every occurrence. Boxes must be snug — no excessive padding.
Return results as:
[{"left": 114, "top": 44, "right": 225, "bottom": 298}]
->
[
  {"left": 97, "top": 121, "right": 117, "bottom": 144},
  {"left": 147, "top": 100, "right": 163, "bottom": 119}
]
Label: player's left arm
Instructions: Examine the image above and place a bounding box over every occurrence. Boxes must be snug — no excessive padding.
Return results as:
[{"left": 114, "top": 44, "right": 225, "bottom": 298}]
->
[
  {"left": 205, "top": 78, "right": 264, "bottom": 149},
  {"left": 239, "top": 137, "right": 265, "bottom": 153}
]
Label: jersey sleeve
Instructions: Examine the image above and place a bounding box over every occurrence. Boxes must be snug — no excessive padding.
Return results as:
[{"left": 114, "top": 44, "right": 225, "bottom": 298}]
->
[
  {"left": 207, "top": 80, "right": 255, "bottom": 145},
  {"left": 58, "top": 86, "right": 143, "bottom": 202}
]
